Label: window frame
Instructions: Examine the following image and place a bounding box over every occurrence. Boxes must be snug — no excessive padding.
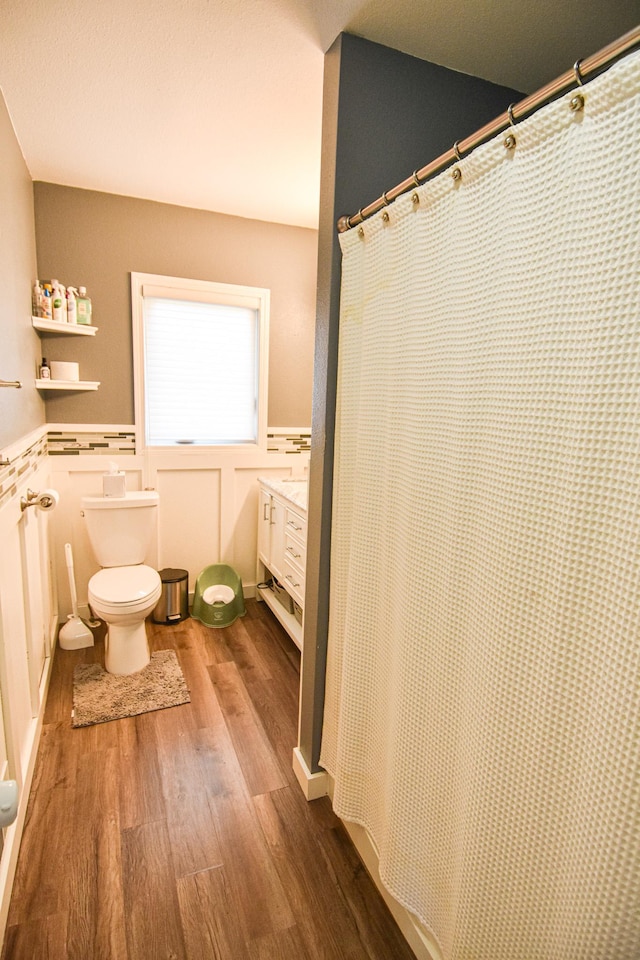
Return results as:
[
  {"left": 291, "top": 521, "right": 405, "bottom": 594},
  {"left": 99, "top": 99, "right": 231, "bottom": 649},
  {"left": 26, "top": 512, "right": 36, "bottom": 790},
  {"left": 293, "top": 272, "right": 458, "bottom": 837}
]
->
[{"left": 131, "top": 272, "right": 270, "bottom": 452}]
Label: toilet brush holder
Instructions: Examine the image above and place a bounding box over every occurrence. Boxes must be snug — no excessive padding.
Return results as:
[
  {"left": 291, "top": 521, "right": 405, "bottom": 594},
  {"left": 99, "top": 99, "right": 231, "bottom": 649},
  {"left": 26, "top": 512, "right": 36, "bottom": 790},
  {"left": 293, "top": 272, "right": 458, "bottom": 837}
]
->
[
  {"left": 59, "top": 614, "right": 94, "bottom": 650},
  {"left": 59, "top": 542, "right": 94, "bottom": 649}
]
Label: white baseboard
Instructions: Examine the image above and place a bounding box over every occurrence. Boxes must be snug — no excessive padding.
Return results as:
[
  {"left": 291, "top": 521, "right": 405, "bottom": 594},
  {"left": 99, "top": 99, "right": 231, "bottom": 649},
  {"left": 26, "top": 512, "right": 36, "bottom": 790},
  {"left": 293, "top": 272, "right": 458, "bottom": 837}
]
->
[
  {"left": 340, "top": 818, "right": 442, "bottom": 960},
  {"left": 292, "top": 747, "right": 329, "bottom": 800},
  {"left": 320, "top": 770, "right": 443, "bottom": 960}
]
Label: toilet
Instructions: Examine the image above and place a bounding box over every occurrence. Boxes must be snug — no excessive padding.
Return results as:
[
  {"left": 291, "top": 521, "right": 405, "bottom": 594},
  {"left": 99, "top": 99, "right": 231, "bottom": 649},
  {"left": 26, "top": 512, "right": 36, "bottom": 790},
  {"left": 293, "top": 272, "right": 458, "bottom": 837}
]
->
[{"left": 82, "top": 491, "right": 162, "bottom": 675}]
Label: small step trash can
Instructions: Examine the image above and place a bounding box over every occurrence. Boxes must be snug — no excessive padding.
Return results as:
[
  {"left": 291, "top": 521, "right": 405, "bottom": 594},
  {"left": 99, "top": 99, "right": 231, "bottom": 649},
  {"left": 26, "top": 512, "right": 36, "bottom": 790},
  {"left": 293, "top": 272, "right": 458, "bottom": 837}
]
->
[{"left": 153, "top": 568, "right": 189, "bottom": 624}]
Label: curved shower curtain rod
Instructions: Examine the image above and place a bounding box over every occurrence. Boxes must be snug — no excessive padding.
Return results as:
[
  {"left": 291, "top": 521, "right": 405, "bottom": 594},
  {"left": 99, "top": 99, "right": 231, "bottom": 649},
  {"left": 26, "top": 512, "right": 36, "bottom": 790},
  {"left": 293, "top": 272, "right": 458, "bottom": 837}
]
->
[{"left": 337, "top": 25, "right": 640, "bottom": 233}]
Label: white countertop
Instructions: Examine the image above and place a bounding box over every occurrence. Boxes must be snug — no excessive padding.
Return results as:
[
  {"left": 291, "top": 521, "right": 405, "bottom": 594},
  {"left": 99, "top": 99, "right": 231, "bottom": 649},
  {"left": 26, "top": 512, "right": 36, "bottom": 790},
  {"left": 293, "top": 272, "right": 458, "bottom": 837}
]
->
[{"left": 258, "top": 477, "right": 308, "bottom": 512}]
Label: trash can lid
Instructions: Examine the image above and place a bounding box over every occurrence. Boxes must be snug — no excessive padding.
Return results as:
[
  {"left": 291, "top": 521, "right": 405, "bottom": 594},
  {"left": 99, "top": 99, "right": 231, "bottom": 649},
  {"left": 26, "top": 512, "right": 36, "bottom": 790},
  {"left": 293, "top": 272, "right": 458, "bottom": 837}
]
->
[{"left": 158, "top": 567, "right": 188, "bottom": 583}]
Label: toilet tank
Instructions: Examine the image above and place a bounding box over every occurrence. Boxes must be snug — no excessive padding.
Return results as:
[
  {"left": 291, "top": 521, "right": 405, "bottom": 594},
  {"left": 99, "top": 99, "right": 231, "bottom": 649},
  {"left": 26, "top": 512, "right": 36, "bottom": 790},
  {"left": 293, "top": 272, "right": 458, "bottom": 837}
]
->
[{"left": 82, "top": 491, "right": 159, "bottom": 567}]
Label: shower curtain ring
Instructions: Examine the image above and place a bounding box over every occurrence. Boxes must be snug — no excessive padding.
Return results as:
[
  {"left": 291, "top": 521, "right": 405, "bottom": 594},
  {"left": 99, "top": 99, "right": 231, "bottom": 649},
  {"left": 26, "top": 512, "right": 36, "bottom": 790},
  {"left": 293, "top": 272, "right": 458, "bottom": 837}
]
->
[
  {"left": 573, "top": 59, "right": 584, "bottom": 86},
  {"left": 504, "top": 103, "right": 518, "bottom": 150},
  {"left": 453, "top": 141, "right": 463, "bottom": 161},
  {"left": 412, "top": 170, "right": 421, "bottom": 187}
]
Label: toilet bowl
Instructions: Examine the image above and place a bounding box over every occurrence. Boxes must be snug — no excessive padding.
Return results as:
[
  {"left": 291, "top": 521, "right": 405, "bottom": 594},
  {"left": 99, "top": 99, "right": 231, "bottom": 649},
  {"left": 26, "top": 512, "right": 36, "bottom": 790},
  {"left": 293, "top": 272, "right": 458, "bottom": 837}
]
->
[
  {"left": 82, "top": 490, "right": 161, "bottom": 676},
  {"left": 88, "top": 565, "right": 162, "bottom": 675}
]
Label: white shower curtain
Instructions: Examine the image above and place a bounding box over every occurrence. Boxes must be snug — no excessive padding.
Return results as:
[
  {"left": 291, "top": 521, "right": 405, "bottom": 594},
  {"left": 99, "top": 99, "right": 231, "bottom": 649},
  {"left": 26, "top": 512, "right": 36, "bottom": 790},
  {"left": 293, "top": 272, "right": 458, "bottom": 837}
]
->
[{"left": 320, "top": 50, "right": 640, "bottom": 960}]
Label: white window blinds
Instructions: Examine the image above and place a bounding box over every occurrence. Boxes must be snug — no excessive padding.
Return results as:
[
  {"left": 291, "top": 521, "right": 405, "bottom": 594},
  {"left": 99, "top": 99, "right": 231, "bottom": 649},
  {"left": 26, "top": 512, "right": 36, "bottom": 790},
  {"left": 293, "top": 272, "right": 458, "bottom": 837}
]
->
[{"left": 143, "top": 294, "right": 260, "bottom": 446}]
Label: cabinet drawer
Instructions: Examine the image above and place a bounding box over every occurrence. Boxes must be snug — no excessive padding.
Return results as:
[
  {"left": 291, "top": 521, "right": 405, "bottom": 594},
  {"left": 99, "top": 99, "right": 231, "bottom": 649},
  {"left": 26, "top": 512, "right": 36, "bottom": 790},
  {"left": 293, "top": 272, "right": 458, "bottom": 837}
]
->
[
  {"left": 284, "top": 532, "right": 305, "bottom": 575},
  {"left": 282, "top": 557, "right": 305, "bottom": 606},
  {"left": 285, "top": 507, "right": 306, "bottom": 545}
]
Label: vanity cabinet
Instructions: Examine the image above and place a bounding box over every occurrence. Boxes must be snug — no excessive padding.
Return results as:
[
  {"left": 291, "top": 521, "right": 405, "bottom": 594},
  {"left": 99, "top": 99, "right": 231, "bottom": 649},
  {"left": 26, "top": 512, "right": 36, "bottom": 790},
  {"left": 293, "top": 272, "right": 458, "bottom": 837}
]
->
[
  {"left": 258, "top": 488, "right": 285, "bottom": 582},
  {"left": 281, "top": 505, "right": 306, "bottom": 607},
  {"left": 257, "top": 480, "right": 307, "bottom": 650}
]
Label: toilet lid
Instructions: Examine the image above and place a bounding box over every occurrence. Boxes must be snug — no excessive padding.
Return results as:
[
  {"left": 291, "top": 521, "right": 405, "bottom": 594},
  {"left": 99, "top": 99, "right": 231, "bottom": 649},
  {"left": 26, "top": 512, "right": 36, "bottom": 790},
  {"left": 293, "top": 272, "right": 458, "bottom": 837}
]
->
[{"left": 89, "top": 565, "right": 161, "bottom": 604}]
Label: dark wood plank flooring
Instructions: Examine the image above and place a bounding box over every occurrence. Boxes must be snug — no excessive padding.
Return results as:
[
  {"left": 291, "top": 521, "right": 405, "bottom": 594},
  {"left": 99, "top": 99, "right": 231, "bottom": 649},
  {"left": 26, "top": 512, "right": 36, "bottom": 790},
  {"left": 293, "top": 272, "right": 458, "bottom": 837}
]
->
[{"left": 2, "top": 599, "right": 415, "bottom": 960}]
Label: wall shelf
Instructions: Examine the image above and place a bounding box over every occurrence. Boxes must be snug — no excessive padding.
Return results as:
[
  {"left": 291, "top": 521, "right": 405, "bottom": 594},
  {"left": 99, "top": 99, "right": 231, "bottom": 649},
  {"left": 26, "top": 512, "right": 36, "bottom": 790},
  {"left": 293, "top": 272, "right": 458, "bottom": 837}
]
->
[
  {"left": 35, "top": 379, "right": 100, "bottom": 391},
  {"left": 257, "top": 584, "right": 303, "bottom": 650},
  {"left": 32, "top": 317, "right": 97, "bottom": 336}
]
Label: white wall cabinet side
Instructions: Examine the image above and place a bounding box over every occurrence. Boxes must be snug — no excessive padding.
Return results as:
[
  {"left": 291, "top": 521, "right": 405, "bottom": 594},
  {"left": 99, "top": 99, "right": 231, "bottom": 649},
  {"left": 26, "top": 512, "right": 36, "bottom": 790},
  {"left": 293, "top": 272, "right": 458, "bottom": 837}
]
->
[
  {"left": 0, "top": 498, "right": 38, "bottom": 784},
  {"left": 19, "top": 504, "right": 49, "bottom": 716},
  {"left": 0, "top": 480, "right": 51, "bottom": 775},
  {"left": 0, "top": 466, "right": 57, "bottom": 940}
]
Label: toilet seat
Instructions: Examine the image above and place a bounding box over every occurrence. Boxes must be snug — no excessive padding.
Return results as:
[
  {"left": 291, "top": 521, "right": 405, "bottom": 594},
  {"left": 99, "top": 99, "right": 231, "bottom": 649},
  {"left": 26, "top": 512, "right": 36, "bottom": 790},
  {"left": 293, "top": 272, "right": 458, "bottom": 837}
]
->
[
  {"left": 89, "top": 564, "right": 161, "bottom": 611},
  {"left": 202, "top": 584, "right": 235, "bottom": 605}
]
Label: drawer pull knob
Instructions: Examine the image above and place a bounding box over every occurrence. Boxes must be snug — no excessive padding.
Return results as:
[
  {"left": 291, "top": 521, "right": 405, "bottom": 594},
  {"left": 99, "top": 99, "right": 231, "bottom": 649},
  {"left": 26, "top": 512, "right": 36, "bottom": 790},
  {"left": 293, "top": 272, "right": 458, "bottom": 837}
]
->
[
  {"left": 285, "top": 574, "right": 300, "bottom": 588},
  {"left": 287, "top": 520, "right": 302, "bottom": 531},
  {"left": 286, "top": 547, "right": 301, "bottom": 559}
]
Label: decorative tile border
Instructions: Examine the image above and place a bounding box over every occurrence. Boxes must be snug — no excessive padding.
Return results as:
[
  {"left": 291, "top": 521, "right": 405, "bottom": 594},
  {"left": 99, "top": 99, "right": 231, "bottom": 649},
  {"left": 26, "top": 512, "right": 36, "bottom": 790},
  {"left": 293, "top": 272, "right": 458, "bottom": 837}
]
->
[
  {"left": 0, "top": 431, "right": 48, "bottom": 511},
  {"left": 0, "top": 426, "right": 311, "bottom": 508},
  {"left": 47, "top": 428, "right": 311, "bottom": 455},
  {"left": 47, "top": 429, "right": 136, "bottom": 456},
  {"left": 267, "top": 429, "right": 311, "bottom": 454}
]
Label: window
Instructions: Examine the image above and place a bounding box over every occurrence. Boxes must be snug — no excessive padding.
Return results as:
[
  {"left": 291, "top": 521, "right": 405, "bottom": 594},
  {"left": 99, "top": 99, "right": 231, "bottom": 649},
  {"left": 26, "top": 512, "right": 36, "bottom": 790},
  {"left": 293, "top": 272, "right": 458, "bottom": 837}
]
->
[{"left": 131, "top": 273, "right": 269, "bottom": 447}]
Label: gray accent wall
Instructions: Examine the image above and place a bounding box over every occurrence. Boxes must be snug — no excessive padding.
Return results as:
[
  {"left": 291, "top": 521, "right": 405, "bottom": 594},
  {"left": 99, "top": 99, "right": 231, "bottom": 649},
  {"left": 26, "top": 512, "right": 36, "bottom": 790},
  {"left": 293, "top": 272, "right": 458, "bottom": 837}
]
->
[
  {"left": 33, "top": 184, "right": 318, "bottom": 427},
  {"left": 300, "top": 33, "right": 523, "bottom": 772},
  {"left": 0, "top": 91, "right": 44, "bottom": 449}
]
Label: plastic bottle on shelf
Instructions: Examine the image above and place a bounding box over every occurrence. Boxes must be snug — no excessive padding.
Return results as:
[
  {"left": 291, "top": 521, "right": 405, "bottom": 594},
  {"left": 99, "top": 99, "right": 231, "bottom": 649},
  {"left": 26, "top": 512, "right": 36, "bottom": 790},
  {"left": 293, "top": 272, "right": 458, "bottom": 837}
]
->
[
  {"left": 66, "top": 286, "right": 77, "bottom": 324},
  {"left": 59, "top": 281, "right": 68, "bottom": 322},
  {"left": 76, "top": 286, "right": 92, "bottom": 325},
  {"left": 51, "top": 280, "right": 67, "bottom": 323},
  {"left": 40, "top": 357, "right": 51, "bottom": 380},
  {"left": 42, "top": 286, "right": 53, "bottom": 320},
  {"left": 51, "top": 281, "right": 59, "bottom": 320},
  {"left": 32, "top": 280, "right": 43, "bottom": 317}
]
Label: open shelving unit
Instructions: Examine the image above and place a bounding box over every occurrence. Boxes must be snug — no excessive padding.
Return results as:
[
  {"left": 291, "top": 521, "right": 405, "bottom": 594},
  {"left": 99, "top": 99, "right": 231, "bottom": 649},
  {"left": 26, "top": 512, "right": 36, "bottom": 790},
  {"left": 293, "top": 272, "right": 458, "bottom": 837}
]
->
[
  {"left": 32, "top": 314, "right": 99, "bottom": 391},
  {"left": 32, "top": 317, "right": 98, "bottom": 336},
  {"left": 256, "top": 582, "right": 303, "bottom": 651},
  {"left": 35, "top": 379, "right": 100, "bottom": 391}
]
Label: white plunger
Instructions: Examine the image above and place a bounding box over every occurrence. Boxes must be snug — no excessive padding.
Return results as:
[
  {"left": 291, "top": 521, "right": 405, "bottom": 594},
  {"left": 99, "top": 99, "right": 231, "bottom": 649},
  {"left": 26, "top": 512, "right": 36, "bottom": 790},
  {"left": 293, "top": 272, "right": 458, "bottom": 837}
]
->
[{"left": 58, "top": 543, "right": 94, "bottom": 649}]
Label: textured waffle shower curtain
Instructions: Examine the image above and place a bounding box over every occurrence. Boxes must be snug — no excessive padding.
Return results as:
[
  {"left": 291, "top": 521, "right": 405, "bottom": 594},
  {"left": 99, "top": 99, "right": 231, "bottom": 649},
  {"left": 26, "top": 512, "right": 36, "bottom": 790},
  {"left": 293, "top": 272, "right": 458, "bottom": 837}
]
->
[{"left": 320, "top": 50, "right": 640, "bottom": 960}]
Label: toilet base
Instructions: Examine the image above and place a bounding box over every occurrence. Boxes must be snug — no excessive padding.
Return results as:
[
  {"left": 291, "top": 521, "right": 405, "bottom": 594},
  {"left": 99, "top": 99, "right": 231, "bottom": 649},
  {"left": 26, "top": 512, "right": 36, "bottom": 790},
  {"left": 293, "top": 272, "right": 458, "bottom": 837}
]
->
[{"left": 104, "top": 620, "right": 151, "bottom": 675}]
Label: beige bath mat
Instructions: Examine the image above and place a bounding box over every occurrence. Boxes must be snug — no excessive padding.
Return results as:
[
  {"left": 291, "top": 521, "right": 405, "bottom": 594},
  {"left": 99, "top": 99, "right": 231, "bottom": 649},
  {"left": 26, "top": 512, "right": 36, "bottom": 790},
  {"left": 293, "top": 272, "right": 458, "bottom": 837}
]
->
[{"left": 72, "top": 649, "right": 190, "bottom": 727}]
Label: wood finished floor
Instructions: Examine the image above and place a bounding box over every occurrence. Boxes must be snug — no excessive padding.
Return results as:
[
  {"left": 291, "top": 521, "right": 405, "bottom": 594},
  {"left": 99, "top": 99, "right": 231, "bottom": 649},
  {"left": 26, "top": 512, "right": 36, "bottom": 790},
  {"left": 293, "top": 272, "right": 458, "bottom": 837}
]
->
[{"left": 2, "top": 599, "right": 415, "bottom": 960}]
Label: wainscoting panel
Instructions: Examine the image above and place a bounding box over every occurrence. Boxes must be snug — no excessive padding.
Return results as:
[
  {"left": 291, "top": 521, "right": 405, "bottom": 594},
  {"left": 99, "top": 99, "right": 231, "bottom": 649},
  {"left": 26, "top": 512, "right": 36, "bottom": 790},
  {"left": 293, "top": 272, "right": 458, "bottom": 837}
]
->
[
  {"left": 0, "top": 431, "right": 57, "bottom": 941},
  {"left": 48, "top": 457, "right": 146, "bottom": 616},
  {"left": 155, "top": 467, "right": 222, "bottom": 587},
  {"left": 48, "top": 431, "right": 309, "bottom": 616}
]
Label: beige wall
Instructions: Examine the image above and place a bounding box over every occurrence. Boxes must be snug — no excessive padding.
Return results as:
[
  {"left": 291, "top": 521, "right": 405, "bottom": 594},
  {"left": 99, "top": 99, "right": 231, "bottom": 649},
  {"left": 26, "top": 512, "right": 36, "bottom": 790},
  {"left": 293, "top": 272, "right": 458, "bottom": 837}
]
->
[
  {"left": 0, "top": 91, "right": 45, "bottom": 449},
  {"left": 33, "top": 184, "right": 317, "bottom": 427}
]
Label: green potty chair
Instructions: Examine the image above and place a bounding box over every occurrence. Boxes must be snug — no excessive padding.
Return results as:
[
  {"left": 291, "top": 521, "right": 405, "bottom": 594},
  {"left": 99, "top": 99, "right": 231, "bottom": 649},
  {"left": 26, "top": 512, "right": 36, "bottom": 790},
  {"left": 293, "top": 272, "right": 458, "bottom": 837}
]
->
[{"left": 191, "top": 563, "right": 246, "bottom": 628}]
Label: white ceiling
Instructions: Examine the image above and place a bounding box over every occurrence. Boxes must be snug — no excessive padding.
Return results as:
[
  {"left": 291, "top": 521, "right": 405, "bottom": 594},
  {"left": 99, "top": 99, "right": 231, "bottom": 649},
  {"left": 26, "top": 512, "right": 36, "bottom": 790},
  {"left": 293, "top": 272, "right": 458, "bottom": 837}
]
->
[{"left": 1, "top": 1, "right": 638, "bottom": 229}]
